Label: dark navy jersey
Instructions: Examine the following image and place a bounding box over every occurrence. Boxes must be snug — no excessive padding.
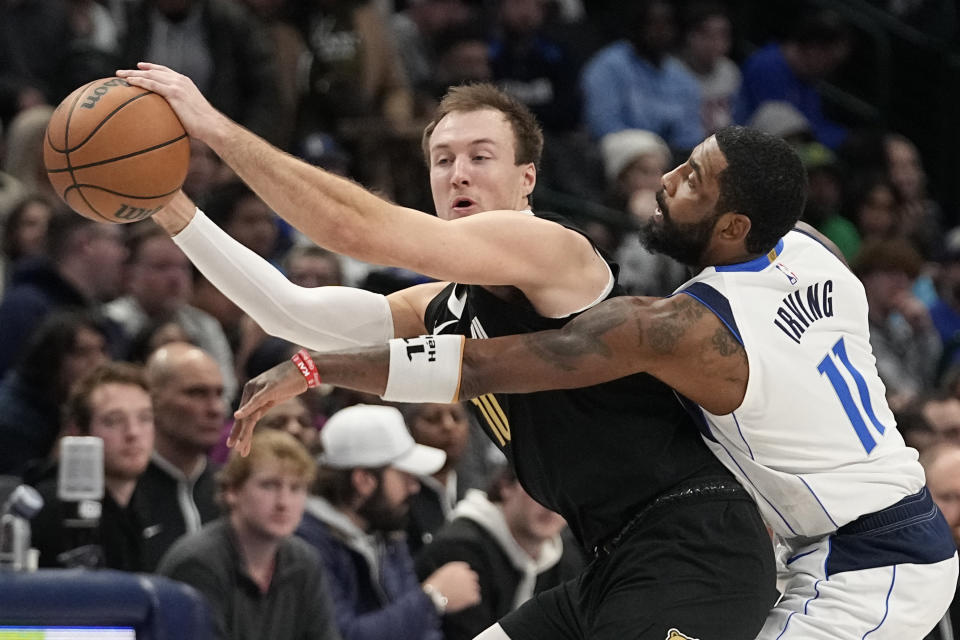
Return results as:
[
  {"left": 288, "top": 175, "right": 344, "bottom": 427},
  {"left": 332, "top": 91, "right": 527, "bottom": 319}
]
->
[{"left": 423, "top": 212, "right": 732, "bottom": 549}]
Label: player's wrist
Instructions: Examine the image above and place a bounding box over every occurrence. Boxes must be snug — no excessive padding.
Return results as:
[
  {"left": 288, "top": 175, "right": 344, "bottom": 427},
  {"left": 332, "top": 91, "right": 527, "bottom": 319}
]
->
[
  {"left": 291, "top": 349, "right": 321, "bottom": 388},
  {"left": 422, "top": 583, "right": 448, "bottom": 615},
  {"left": 153, "top": 198, "right": 198, "bottom": 236}
]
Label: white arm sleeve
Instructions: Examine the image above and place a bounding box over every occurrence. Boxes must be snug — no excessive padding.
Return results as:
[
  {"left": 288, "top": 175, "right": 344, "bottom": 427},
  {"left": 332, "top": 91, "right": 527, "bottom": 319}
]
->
[{"left": 172, "top": 209, "right": 394, "bottom": 351}]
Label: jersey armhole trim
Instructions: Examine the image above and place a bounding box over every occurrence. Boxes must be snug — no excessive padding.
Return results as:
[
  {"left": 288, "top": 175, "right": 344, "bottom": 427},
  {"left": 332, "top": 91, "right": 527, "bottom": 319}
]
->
[
  {"left": 675, "top": 281, "right": 743, "bottom": 345},
  {"left": 543, "top": 251, "right": 615, "bottom": 319}
]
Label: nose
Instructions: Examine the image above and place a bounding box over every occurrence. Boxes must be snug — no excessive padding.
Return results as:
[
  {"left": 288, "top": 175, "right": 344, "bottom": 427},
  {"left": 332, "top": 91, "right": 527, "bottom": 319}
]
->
[
  {"left": 450, "top": 156, "right": 471, "bottom": 186},
  {"left": 277, "top": 483, "right": 301, "bottom": 508},
  {"left": 206, "top": 393, "right": 226, "bottom": 419},
  {"left": 661, "top": 166, "right": 681, "bottom": 196},
  {"left": 406, "top": 474, "right": 422, "bottom": 496}
]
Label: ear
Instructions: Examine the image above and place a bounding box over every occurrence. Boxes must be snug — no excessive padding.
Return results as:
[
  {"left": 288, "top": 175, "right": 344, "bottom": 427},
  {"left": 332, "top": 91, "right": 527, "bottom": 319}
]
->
[
  {"left": 715, "top": 212, "right": 752, "bottom": 244},
  {"left": 521, "top": 162, "right": 537, "bottom": 199},
  {"left": 351, "top": 468, "right": 378, "bottom": 499},
  {"left": 223, "top": 486, "right": 238, "bottom": 511}
]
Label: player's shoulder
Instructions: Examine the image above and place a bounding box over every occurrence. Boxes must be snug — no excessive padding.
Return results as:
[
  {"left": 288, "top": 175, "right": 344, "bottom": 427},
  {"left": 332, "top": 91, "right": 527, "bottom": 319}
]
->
[{"left": 786, "top": 224, "right": 849, "bottom": 266}]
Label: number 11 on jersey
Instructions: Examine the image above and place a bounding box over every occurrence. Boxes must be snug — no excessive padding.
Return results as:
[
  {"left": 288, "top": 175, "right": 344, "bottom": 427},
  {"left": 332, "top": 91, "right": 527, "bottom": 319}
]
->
[{"left": 817, "top": 337, "right": 888, "bottom": 453}]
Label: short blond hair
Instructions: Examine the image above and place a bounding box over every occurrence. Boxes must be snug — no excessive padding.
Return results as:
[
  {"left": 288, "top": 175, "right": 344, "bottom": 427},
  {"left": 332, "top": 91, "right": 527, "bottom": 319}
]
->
[
  {"left": 217, "top": 430, "right": 316, "bottom": 504},
  {"left": 421, "top": 83, "right": 543, "bottom": 168}
]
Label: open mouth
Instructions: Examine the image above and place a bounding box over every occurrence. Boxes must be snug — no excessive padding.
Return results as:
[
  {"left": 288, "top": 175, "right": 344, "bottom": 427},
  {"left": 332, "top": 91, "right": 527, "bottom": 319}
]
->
[
  {"left": 451, "top": 197, "right": 477, "bottom": 213},
  {"left": 654, "top": 190, "right": 668, "bottom": 220}
]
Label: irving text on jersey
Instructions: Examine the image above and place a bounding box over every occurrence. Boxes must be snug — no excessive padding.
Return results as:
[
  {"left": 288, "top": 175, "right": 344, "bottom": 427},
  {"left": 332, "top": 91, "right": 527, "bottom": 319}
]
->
[{"left": 773, "top": 280, "right": 834, "bottom": 344}]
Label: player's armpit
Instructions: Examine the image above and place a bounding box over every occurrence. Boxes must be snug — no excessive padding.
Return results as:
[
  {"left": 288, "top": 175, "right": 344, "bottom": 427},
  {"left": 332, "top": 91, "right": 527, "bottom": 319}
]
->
[
  {"left": 387, "top": 282, "right": 449, "bottom": 338},
  {"left": 642, "top": 294, "right": 748, "bottom": 414}
]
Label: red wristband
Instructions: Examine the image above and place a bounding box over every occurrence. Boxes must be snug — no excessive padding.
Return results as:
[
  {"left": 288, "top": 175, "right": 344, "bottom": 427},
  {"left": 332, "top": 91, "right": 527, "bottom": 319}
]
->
[{"left": 292, "top": 349, "right": 321, "bottom": 388}]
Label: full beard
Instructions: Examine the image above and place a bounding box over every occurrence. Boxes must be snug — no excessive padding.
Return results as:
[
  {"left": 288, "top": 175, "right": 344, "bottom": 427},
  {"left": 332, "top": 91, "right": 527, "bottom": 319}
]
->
[
  {"left": 358, "top": 483, "right": 410, "bottom": 533},
  {"left": 639, "top": 194, "right": 718, "bottom": 267}
]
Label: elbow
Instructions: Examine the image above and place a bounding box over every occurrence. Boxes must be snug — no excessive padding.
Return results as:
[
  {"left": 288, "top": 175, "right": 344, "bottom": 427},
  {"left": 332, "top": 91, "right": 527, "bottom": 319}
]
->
[{"left": 248, "top": 313, "right": 293, "bottom": 344}]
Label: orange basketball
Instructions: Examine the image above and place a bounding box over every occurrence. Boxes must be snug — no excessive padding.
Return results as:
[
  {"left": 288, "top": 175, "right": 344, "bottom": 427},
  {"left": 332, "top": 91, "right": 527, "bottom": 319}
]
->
[{"left": 43, "top": 77, "right": 190, "bottom": 223}]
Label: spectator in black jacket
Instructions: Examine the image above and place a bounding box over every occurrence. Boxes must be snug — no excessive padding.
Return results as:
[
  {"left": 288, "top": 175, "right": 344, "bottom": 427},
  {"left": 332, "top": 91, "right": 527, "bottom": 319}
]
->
[
  {"left": 415, "top": 465, "right": 584, "bottom": 640},
  {"left": 138, "top": 342, "right": 225, "bottom": 570},
  {"left": 31, "top": 362, "right": 154, "bottom": 571}
]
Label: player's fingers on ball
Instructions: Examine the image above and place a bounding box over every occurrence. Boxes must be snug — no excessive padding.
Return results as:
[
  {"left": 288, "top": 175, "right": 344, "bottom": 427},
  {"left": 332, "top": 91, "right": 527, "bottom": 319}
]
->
[{"left": 137, "top": 62, "right": 171, "bottom": 72}]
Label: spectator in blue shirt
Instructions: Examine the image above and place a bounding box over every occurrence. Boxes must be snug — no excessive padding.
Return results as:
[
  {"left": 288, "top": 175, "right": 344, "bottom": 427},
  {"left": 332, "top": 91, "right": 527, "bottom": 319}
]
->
[
  {"left": 580, "top": 0, "right": 703, "bottom": 152},
  {"left": 735, "top": 8, "right": 851, "bottom": 150}
]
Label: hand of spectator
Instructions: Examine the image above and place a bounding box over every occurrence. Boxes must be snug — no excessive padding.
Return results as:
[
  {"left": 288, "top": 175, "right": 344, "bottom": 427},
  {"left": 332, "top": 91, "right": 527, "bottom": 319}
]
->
[
  {"left": 891, "top": 290, "right": 933, "bottom": 332},
  {"left": 116, "top": 63, "right": 229, "bottom": 145},
  {"left": 423, "top": 561, "right": 481, "bottom": 614},
  {"left": 231, "top": 359, "right": 307, "bottom": 456}
]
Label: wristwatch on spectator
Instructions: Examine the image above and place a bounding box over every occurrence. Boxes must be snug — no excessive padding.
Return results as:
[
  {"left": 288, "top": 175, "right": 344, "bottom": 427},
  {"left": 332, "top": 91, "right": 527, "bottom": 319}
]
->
[{"left": 422, "top": 583, "right": 448, "bottom": 615}]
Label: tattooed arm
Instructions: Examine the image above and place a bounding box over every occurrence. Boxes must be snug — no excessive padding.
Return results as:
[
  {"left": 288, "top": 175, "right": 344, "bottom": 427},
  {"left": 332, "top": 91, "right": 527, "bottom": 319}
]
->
[
  {"left": 459, "top": 294, "right": 749, "bottom": 415},
  {"left": 230, "top": 293, "right": 748, "bottom": 454}
]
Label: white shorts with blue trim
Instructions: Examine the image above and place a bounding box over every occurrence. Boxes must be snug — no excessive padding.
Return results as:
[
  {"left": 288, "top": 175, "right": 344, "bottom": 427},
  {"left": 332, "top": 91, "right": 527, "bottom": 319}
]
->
[{"left": 758, "top": 487, "right": 959, "bottom": 639}]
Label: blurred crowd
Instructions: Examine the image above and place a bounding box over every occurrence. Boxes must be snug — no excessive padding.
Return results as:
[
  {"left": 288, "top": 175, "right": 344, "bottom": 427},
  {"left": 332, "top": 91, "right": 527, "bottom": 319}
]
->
[{"left": 2, "top": 0, "right": 960, "bottom": 638}]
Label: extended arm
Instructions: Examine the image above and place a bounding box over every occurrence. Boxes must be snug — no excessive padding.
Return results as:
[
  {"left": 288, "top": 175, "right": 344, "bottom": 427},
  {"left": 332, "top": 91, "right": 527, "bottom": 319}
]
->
[
  {"left": 230, "top": 295, "right": 748, "bottom": 454},
  {"left": 153, "top": 191, "right": 397, "bottom": 350},
  {"left": 117, "top": 64, "right": 608, "bottom": 314},
  {"left": 458, "top": 295, "right": 747, "bottom": 413}
]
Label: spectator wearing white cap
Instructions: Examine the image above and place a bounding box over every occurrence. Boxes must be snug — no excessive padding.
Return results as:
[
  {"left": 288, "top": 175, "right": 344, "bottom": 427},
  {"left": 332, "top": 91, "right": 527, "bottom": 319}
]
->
[
  {"left": 296, "top": 404, "right": 480, "bottom": 640},
  {"left": 599, "top": 129, "right": 688, "bottom": 296},
  {"left": 746, "top": 100, "right": 814, "bottom": 145}
]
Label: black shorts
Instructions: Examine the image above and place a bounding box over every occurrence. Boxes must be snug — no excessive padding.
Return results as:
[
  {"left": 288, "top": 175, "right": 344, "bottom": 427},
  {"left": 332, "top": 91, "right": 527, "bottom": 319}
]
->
[{"left": 499, "top": 481, "right": 777, "bottom": 640}]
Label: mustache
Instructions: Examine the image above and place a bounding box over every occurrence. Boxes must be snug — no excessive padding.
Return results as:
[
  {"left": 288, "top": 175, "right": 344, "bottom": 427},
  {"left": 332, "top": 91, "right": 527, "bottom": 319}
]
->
[{"left": 655, "top": 189, "right": 669, "bottom": 218}]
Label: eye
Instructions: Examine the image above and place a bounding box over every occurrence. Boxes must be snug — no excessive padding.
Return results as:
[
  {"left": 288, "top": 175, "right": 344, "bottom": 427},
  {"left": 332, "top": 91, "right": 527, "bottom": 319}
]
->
[
  {"left": 434, "top": 157, "right": 450, "bottom": 167},
  {"left": 100, "top": 415, "right": 124, "bottom": 429},
  {"left": 473, "top": 155, "right": 489, "bottom": 162}
]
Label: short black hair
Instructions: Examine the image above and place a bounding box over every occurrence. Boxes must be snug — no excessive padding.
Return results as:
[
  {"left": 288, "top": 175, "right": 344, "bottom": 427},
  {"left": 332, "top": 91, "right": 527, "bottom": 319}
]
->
[
  {"left": 15, "top": 310, "right": 109, "bottom": 395},
  {"left": 714, "top": 126, "right": 807, "bottom": 254},
  {"left": 45, "top": 211, "right": 97, "bottom": 262}
]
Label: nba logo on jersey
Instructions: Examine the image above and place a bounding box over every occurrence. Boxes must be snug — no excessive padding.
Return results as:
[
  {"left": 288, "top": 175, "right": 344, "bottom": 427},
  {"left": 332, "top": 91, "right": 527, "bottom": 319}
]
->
[
  {"left": 775, "top": 262, "right": 799, "bottom": 285},
  {"left": 665, "top": 629, "right": 699, "bottom": 640}
]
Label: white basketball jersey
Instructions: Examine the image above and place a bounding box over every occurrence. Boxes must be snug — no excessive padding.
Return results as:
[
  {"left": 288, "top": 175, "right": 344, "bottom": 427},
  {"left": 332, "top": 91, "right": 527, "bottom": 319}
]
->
[{"left": 675, "top": 229, "right": 924, "bottom": 538}]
